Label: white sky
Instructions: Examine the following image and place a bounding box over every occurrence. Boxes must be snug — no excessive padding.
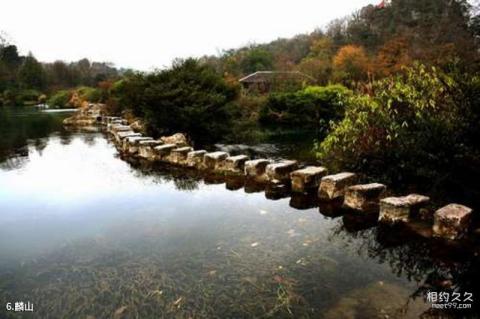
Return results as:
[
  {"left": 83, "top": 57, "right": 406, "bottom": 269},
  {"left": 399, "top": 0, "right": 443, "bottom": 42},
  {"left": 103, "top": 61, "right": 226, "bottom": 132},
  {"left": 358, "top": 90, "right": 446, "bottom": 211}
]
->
[{"left": 1, "top": 0, "right": 375, "bottom": 71}]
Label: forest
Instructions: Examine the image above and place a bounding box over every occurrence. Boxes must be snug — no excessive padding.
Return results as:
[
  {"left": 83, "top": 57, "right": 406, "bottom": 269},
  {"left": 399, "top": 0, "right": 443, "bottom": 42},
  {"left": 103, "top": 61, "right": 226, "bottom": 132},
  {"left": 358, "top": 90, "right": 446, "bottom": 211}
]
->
[{"left": 1, "top": 0, "right": 480, "bottom": 194}]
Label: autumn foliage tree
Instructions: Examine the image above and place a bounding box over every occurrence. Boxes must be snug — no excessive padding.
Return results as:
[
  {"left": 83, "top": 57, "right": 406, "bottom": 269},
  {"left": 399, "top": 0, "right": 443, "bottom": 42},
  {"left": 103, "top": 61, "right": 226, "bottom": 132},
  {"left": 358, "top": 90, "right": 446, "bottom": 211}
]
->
[
  {"left": 298, "top": 38, "right": 334, "bottom": 85},
  {"left": 375, "top": 36, "right": 412, "bottom": 76},
  {"left": 333, "top": 45, "right": 370, "bottom": 84}
]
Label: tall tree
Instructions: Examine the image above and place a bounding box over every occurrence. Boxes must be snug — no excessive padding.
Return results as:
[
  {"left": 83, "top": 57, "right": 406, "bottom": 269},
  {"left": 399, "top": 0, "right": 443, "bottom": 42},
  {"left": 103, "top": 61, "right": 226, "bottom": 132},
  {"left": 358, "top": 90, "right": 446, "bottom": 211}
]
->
[
  {"left": 18, "top": 53, "right": 46, "bottom": 90},
  {"left": 333, "top": 45, "right": 370, "bottom": 83}
]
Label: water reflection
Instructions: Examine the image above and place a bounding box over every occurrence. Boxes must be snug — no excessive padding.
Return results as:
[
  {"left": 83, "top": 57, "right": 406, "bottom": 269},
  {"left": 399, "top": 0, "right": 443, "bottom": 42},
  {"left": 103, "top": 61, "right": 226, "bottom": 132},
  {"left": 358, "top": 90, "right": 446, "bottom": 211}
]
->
[{"left": 0, "top": 108, "right": 479, "bottom": 318}]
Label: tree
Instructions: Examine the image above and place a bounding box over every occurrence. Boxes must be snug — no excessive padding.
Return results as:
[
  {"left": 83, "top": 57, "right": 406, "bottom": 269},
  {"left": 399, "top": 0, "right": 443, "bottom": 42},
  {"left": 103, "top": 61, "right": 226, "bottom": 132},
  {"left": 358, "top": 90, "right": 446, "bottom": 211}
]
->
[
  {"left": 18, "top": 53, "right": 46, "bottom": 90},
  {"left": 298, "top": 38, "right": 335, "bottom": 84},
  {"left": 375, "top": 36, "right": 412, "bottom": 76},
  {"left": 333, "top": 45, "right": 370, "bottom": 83},
  {"left": 240, "top": 48, "right": 274, "bottom": 74},
  {"left": 114, "top": 59, "right": 239, "bottom": 144},
  {"left": 0, "top": 37, "right": 22, "bottom": 91}
]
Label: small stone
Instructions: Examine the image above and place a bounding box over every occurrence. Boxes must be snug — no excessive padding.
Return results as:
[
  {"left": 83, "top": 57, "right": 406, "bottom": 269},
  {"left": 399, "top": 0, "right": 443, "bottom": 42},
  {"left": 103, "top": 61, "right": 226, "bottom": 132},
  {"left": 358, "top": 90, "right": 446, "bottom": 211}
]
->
[
  {"left": 109, "top": 124, "right": 131, "bottom": 133},
  {"left": 138, "top": 140, "right": 163, "bottom": 160},
  {"left": 123, "top": 136, "right": 153, "bottom": 154},
  {"left": 114, "top": 131, "right": 141, "bottom": 144},
  {"left": 223, "top": 155, "right": 250, "bottom": 174},
  {"left": 379, "top": 194, "right": 430, "bottom": 224},
  {"left": 433, "top": 204, "right": 473, "bottom": 240},
  {"left": 343, "top": 183, "right": 386, "bottom": 212},
  {"left": 168, "top": 146, "right": 194, "bottom": 165},
  {"left": 290, "top": 166, "right": 328, "bottom": 192},
  {"left": 203, "top": 151, "right": 229, "bottom": 170},
  {"left": 265, "top": 160, "right": 298, "bottom": 183},
  {"left": 186, "top": 150, "right": 207, "bottom": 168},
  {"left": 319, "top": 172, "right": 357, "bottom": 200},
  {"left": 154, "top": 144, "right": 177, "bottom": 160},
  {"left": 244, "top": 159, "right": 271, "bottom": 182},
  {"left": 160, "top": 133, "right": 188, "bottom": 146}
]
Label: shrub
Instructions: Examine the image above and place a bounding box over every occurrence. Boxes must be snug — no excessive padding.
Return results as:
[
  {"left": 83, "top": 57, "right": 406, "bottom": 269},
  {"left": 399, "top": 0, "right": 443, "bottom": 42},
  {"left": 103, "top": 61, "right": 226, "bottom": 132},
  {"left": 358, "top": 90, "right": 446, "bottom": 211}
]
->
[
  {"left": 317, "top": 64, "right": 476, "bottom": 184},
  {"left": 47, "top": 90, "right": 72, "bottom": 108},
  {"left": 16, "top": 89, "right": 41, "bottom": 105},
  {"left": 77, "top": 86, "right": 102, "bottom": 103},
  {"left": 112, "top": 58, "right": 239, "bottom": 144},
  {"left": 259, "top": 84, "right": 351, "bottom": 129}
]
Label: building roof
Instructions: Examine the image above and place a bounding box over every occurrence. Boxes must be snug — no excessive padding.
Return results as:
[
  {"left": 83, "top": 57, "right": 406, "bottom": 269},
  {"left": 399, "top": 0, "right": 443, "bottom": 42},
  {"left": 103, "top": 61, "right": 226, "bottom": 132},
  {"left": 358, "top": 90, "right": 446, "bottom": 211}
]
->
[{"left": 238, "top": 71, "right": 315, "bottom": 83}]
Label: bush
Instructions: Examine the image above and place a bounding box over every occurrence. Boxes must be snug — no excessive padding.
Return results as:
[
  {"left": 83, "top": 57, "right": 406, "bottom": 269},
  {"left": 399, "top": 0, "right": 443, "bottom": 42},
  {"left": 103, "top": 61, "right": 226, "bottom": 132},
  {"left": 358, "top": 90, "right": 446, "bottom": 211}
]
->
[
  {"left": 47, "top": 90, "right": 72, "bottom": 108},
  {"left": 259, "top": 84, "right": 351, "bottom": 129},
  {"left": 317, "top": 64, "right": 477, "bottom": 184},
  {"left": 112, "top": 58, "right": 239, "bottom": 144},
  {"left": 1, "top": 89, "right": 42, "bottom": 106},
  {"left": 77, "top": 86, "right": 102, "bottom": 103}
]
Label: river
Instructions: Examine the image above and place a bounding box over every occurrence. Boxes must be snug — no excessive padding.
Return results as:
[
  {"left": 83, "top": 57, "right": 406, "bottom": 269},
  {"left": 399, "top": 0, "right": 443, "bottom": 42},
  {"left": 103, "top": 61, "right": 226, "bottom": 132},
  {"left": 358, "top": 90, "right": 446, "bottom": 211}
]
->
[{"left": 0, "top": 106, "right": 478, "bottom": 318}]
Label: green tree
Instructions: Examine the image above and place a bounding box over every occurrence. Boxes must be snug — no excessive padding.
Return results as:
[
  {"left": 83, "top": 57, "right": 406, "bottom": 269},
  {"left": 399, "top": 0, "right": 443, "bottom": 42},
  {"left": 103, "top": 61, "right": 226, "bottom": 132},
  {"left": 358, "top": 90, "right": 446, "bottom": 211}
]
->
[
  {"left": 240, "top": 48, "right": 274, "bottom": 74},
  {"left": 18, "top": 54, "right": 46, "bottom": 90},
  {"left": 259, "top": 84, "right": 351, "bottom": 128},
  {"left": 114, "top": 58, "right": 238, "bottom": 144}
]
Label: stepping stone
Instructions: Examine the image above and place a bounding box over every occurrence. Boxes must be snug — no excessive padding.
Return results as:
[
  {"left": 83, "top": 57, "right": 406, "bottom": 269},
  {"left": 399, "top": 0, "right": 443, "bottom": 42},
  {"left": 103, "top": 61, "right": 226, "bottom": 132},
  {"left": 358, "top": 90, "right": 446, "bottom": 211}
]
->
[
  {"left": 203, "top": 152, "right": 229, "bottom": 170},
  {"left": 109, "top": 124, "right": 131, "bottom": 133},
  {"left": 245, "top": 159, "right": 271, "bottom": 182},
  {"left": 433, "top": 204, "right": 473, "bottom": 240},
  {"left": 186, "top": 150, "right": 207, "bottom": 168},
  {"left": 123, "top": 136, "right": 152, "bottom": 153},
  {"left": 138, "top": 140, "right": 163, "bottom": 160},
  {"left": 114, "top": 131, "right": 141, "bottom": 143},
  {"left": 168, "top": 147, "right": 194, "bottom": 165},
  {"left": 154, "top": 144, "right": 177, "bottom": 160},
  {"left": 127, "top": 137, "right": 153, "bottom": 153},
  {"left": 223, "top": 155, "right": 250, "bottom": 174},
  {"left": 265, "top": 160, "right": 298, "bottom": 183},
  {"left": 290, "top": 166, "right": 328, "bottom": 192},
  {"left": 318, "top": 172, "right": 357, "bottom": 200},
  {"left": 379, "top": 194, "right": 430, "bottom": 224},
  {"left": 343, "top": 183, "right": 386, "bottom": 212}
]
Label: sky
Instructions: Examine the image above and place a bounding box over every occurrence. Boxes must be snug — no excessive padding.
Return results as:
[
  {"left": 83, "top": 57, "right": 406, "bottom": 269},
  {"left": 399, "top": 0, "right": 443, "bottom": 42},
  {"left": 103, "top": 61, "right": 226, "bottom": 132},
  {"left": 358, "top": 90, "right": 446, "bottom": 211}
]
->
[{"left": 1, "top": 0, "right": 375, "bottom": 71}]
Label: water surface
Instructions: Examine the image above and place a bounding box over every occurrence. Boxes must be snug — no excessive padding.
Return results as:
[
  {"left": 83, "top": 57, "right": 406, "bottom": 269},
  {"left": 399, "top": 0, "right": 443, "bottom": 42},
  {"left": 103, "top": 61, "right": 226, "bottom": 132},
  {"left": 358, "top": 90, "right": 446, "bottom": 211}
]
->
[{"left": 0, "top": 107, "right": 478, "bottom": 318}]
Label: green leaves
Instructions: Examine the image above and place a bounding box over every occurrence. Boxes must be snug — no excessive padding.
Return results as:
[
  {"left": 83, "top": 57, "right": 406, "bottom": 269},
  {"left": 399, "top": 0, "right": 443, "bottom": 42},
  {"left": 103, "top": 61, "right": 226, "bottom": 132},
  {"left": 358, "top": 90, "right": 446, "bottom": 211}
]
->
[
  {"left": 317, "top": 64, "right": 476, "bottom": 184},
  {"left": 259, "top": 85, "right": 351, "bottom": 128}
]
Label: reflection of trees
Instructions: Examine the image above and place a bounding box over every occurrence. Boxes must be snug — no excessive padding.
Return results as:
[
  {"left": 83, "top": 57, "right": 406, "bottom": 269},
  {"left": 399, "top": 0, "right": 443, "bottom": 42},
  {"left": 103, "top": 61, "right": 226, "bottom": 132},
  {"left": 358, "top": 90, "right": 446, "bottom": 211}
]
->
[
  {"left": 0, "top": 108, "right": 71, "bottom": 167},
  {"left": 0, "top": 147, "right": 29, "bottom": 171},
  {"left": 329, "top": 220, "right": 480, "bottom": 316}
]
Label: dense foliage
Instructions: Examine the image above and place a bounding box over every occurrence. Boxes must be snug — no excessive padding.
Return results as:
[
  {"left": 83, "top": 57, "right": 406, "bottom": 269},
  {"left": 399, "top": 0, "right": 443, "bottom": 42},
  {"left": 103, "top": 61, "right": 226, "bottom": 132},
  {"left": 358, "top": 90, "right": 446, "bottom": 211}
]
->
[
  {"left": 110, "top": 59, "right": 239, "bottom": 144},
  {"left": 259, "top": 85, "right": 351, "bottom": 129},
  {"left": 0, "top": 34, "right": 121, "bottom": 106},
  {"left": 47, "top": 90, "right": 72, "bottom": 108},
  {"left": 201, "top": 0, "right": 478, "bottom": 86},
  {"left": 317, "top": 64, "right": 480, "bottom": 185}
]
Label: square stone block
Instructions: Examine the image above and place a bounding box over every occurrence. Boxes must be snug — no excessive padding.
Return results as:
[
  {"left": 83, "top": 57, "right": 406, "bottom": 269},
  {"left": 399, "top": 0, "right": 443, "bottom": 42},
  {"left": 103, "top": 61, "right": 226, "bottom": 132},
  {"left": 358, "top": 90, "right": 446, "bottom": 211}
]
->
[
  {"left": 343, "top": 183, "right": 387, "bottom": 212},
  {"left": 168, "top": 147, "right": 194, "bottom": 165},
  {"left": 224, "top": 155, "right": 250, "bottom": 174},
  {"left": 379, "top": 194, "right": 430, "bottom": 224},
  {"left": 203, "top": 152, "right": 229, "bottom": 170},
  {"left": 245, "top": 159, "right": 271, "bottom": 181},
  {"left": 318, "top": 172, "right": 357, "bottom": 200},
  {"left": 138, "top": 140, "right": 163, "bottom": 160},
  {"left": 433, "top": 204, "right": 473, "bottom": 240},
  {"left": 265, "top": 160, "right": 298, "bottom": 183},
  {"left": 186, "top": 150, "right": 207, "bottom": 168},
  {"left": 290, "top": 166, "right": 328, "bottom": 192},
  {"left": 154, "top": 144, "right": 177, "bottom": 160}
]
